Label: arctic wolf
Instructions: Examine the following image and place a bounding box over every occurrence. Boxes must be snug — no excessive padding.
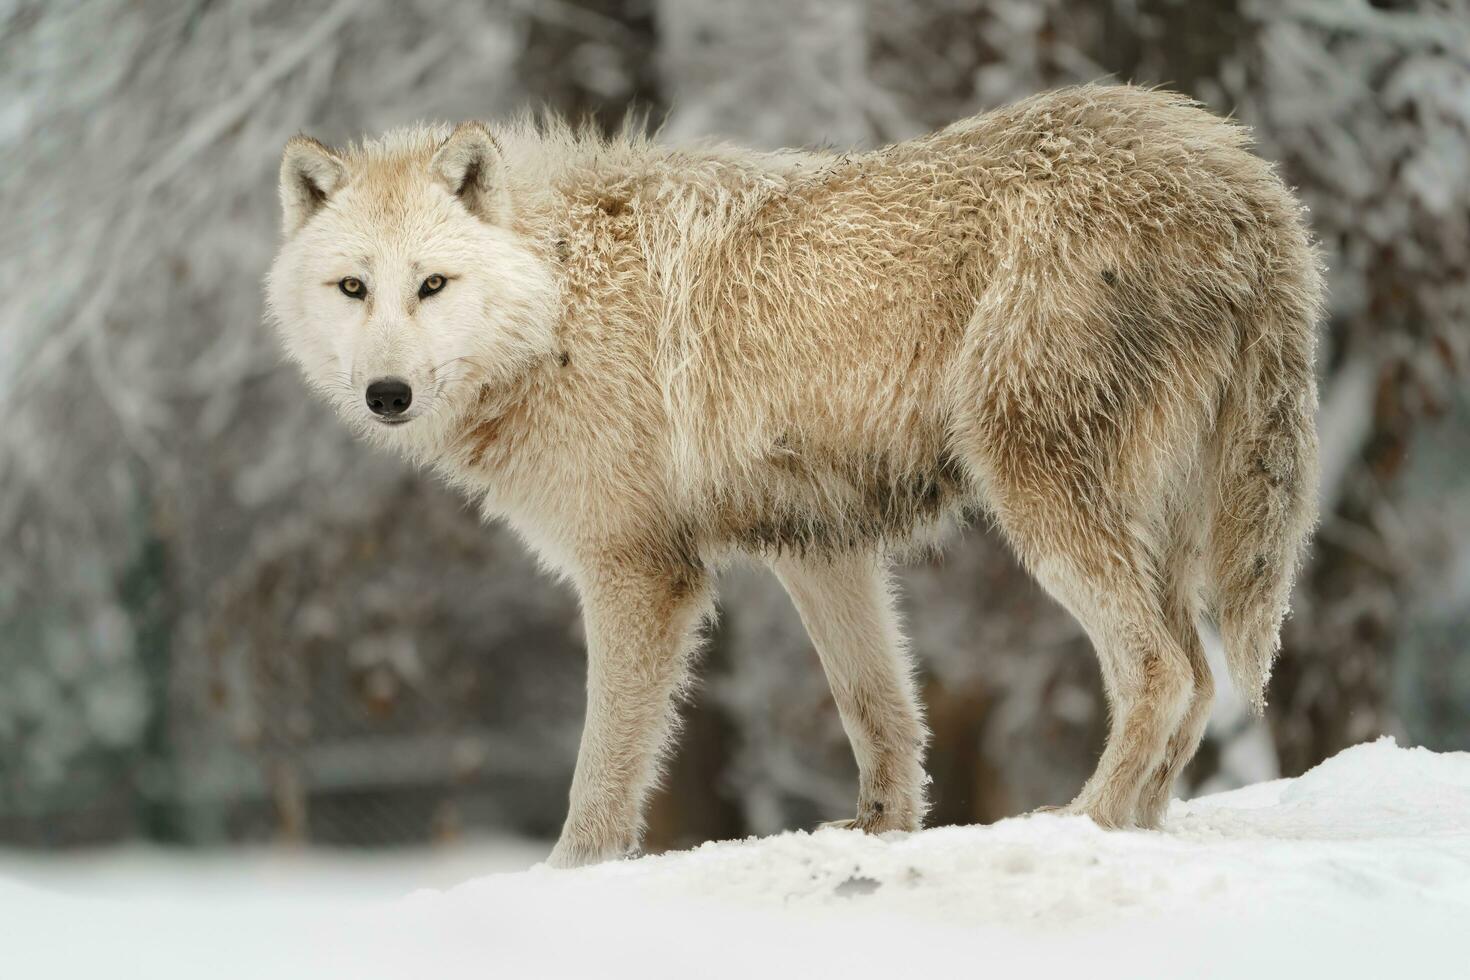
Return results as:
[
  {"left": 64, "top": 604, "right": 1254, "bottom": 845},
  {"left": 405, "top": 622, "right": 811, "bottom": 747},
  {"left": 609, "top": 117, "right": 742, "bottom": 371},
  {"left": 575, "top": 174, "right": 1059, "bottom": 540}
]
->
[{"left": 267, "top": 85, "right": 1320, "bottom": 867}]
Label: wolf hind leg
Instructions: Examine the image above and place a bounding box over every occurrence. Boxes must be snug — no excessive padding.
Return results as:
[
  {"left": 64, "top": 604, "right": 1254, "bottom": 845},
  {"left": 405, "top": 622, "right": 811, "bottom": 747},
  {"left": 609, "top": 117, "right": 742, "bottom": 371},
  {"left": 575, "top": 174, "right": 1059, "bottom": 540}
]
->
[
  {"left": 1136, "top": 505, "right": 1216, "bottom": 826},
  {"left": 772, "top": 551, "right": 928, "bottom": 833},
  {"left": 1046, "top": 545, "right": 1194, "bottom": 828},
  {"left": 977, "top": 477, "right": 1196, "bottom": 828}
]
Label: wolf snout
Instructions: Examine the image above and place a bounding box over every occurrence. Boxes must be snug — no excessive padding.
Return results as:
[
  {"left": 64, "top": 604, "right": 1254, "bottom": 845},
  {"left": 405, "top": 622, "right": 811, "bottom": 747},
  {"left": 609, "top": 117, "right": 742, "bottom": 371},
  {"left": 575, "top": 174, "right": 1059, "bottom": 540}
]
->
[{"left": 365, "top": 377, "right": 413, "bottom": 420}]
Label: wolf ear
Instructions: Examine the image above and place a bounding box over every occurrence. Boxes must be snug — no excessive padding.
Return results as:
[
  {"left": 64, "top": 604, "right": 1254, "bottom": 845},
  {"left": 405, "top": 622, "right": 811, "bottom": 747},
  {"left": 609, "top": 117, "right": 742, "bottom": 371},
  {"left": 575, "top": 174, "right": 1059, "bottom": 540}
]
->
[
  {"left": 279, "top": 136, "right": 346, "bottom": 235},
  {"left": 431, "top": 121, "right": 510, "bottom": 225}
]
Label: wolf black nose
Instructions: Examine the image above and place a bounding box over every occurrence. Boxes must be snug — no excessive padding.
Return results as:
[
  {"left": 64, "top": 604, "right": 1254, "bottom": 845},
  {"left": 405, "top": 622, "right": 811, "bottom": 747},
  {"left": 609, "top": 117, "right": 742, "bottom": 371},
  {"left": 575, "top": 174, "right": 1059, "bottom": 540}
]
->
[{"left": 365, "top": 378, "right": 412, "bottom": 417}]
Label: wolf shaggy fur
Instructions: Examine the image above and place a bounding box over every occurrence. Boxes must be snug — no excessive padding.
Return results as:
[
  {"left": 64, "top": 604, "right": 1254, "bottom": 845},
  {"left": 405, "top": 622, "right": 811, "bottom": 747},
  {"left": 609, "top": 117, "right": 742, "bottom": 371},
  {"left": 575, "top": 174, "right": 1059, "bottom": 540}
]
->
[{"left": 267, "top": 85, "right": 1321, "bottom": 867}]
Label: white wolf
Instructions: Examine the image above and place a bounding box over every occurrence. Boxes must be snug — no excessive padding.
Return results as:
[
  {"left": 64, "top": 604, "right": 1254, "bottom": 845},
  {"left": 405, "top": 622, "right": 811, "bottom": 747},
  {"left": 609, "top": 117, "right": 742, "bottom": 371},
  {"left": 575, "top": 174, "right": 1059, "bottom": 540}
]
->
[{"left": 266, "top": 85, "right": 1321, "bottom": 868}]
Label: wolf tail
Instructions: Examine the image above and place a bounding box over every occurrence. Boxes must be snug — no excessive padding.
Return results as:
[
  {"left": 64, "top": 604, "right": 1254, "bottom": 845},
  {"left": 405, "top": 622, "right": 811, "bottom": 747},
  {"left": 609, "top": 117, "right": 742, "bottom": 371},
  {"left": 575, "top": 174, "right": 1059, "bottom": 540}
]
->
[{"left": 1203, "top": 280, "right": 1322, "bottom": 713}]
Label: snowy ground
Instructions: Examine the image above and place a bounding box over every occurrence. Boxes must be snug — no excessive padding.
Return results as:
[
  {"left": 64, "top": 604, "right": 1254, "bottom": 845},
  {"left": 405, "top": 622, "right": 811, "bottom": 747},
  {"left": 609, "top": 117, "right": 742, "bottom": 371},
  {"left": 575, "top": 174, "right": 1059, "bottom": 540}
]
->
[{"left": 3, "top": 738, "right": 1467, "bottom": 979}]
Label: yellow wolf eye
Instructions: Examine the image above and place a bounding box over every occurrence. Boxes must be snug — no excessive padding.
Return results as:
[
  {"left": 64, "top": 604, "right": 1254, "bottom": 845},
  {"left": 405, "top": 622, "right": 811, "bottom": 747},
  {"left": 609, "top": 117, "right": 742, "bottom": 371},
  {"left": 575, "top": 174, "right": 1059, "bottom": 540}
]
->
[
  {"left": 419, "top": 274, "right": 447, "bottom": 299},
  {"left": 339, "top": 277, "right": 365, "bottom": 299}
]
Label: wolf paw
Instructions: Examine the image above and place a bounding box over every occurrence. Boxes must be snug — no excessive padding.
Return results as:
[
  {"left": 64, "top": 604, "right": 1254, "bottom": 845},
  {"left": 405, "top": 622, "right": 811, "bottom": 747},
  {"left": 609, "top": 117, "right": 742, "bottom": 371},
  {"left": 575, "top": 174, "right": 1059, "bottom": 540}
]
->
[
  {"left": 821, "top": 798, "right": 919, "bottom": 835},
  {"left": 546, "top": 833, "right": 637, "bottom": 869},
  {"left": 1045, "top": 795, "right": 1154, "bottom": 830}
]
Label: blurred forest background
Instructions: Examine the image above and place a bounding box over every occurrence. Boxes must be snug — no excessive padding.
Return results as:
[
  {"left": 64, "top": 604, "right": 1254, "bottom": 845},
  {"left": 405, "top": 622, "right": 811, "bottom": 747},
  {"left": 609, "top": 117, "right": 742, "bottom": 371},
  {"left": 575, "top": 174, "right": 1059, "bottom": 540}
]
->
[{"left": 1, "top": 0, "right": 1467, "bottom": 855}]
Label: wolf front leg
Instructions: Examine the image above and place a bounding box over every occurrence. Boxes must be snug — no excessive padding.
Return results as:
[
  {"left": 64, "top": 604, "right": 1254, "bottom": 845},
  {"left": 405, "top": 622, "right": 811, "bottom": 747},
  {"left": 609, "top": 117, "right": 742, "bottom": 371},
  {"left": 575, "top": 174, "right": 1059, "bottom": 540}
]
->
[
  {"left": 546, "top": 551, "right": 713, "bottom": 869},
  {"left": 772, "top": 552, "right": 928, "bottom": 833}
]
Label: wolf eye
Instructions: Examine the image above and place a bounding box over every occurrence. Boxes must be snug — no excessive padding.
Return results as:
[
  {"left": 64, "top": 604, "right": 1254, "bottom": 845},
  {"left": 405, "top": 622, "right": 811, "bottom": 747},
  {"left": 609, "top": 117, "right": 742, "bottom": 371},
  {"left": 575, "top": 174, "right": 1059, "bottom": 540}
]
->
[
  {"left": 419, "top": 274, "right": 447, "bottom": 299},
  {"left": 339, "top": 277, "right": 365, "bottom": 299}
]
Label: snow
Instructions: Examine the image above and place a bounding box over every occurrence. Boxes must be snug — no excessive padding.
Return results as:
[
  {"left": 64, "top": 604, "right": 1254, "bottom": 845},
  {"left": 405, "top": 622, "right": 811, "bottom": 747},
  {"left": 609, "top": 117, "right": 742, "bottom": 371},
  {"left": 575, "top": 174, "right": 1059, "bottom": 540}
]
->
[{"left": 3, "top": 738, "right": 1467, "bottom": 979}]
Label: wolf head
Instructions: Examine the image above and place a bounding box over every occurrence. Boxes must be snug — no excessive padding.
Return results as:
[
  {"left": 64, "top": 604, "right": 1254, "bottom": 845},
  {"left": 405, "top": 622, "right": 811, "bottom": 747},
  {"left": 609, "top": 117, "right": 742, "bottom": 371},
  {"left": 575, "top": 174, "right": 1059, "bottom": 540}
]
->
[{"left": 265, "top": 122, "right": 557, "bottom": 454}]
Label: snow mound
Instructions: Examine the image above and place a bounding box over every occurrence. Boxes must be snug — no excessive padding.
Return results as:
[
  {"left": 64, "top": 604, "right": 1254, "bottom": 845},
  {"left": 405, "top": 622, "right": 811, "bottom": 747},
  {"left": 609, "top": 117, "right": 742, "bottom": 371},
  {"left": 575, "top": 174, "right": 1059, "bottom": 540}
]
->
[{"left": 4, "top": 738, "right": 1468, "bottom": 979}]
